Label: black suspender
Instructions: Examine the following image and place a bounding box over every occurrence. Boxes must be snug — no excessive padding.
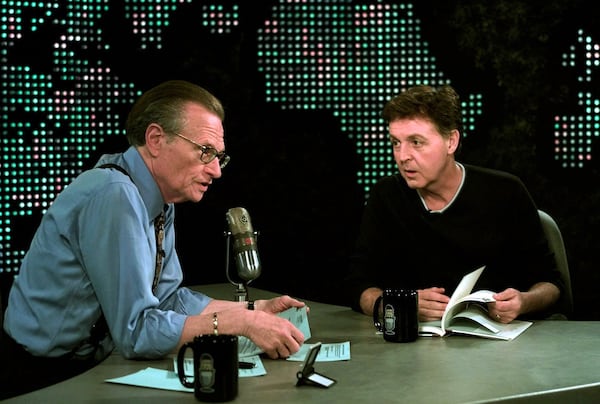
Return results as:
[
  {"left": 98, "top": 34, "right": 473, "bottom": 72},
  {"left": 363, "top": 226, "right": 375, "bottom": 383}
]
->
[
  {"left": 78, "top": 164, "right": 135, "bottom": 356},
  {"left": 82, "top": 163, "right": 165, "bottom": 357},
  {"left": 97, "top": 163, "right": 133, "bottom": 181}
]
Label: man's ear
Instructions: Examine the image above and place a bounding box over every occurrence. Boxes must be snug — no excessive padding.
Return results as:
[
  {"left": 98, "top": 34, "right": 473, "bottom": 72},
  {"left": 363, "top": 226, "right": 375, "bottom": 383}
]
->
[
  {"left": 145, "top": 124, "right": 164, "bottom": 157},
  {"left": 447, "top": 129, "right": 460, "bottom": 154}
]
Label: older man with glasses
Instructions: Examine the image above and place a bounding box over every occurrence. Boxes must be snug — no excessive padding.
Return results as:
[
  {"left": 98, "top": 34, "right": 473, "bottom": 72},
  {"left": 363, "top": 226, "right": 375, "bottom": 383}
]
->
[{"left": 2, "top": 80, "right": 306, "bottom": 399}]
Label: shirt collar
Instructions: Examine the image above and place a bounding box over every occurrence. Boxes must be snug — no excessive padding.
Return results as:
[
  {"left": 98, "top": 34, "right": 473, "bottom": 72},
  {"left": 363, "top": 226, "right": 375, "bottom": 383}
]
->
[{"left": 419, "top": 162, "right": 466, "bottom": 214}]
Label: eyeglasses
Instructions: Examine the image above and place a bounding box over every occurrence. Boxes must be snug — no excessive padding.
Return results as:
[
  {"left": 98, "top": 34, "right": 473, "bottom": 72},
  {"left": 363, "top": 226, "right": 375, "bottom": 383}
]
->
[{"left": 174, "top": 133, "right": 230, "bottom": 169}]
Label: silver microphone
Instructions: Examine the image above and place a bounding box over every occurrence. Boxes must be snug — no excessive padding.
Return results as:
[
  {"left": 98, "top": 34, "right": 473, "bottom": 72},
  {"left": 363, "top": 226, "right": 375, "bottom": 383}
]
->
[{"left": 225, "top": 207, "right": 262, "bottom": 282}]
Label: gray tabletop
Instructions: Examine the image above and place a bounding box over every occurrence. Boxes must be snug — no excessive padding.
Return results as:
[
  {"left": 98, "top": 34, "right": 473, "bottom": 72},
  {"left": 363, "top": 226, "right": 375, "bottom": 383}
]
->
[{"left": 7, "top": 284, "right": 600, "bottom": 403}]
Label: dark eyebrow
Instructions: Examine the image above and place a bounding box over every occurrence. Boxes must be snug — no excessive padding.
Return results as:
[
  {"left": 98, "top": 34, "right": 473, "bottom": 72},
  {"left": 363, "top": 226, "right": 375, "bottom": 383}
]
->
[
  {"left": 198, "top": 140, "right": 224, "bottom": 151},
  {"left": 196, "top": 141, "right": 223, "bottom": 154},
  {"left": 202, "top": 143, "right": 227, "bottom": 156},
  {"left": 389, "top": 134, "right": 422, "bottom": 140}
]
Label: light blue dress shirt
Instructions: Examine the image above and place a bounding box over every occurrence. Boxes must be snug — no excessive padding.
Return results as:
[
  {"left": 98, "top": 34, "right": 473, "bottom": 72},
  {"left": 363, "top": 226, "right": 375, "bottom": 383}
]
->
[{"left": 4, "top": 147, "right": 212, "bottom": 359}]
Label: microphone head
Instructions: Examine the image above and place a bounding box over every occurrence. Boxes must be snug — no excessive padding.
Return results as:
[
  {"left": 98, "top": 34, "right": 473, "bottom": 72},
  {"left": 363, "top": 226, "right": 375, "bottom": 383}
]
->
[
  {"left": 226, "top": 207, "right": 261, "bottom": 282},
  {"left": 226, "top": 207, "right": 253, "bottom": 235}
]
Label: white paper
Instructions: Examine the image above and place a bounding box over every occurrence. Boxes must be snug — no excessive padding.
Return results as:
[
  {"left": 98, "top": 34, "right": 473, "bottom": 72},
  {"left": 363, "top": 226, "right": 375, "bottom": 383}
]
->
[
  {"left": 239, "top": 306, "right": 312, "bottom": 357},
  {"left": 107, "top": 354, "right": 268, "bottom": 393},
  {"left": 278, "top": 306, "right": 312, "bottom": 340},
  {"left": 106, "top": 367, "right": 193, "bottom": 392},
  {"left": 105, "top": 306, "right": 337, "bottom": 392}
]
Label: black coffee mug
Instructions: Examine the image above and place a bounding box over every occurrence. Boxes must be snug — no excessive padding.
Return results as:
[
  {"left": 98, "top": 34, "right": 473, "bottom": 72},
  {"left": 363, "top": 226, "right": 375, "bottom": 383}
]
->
[
  {"left": 177, "top": 334, "right": 239, "bottom": 402},
  {"left": 373, "top": 288, "right": 419, "bottom": 342}
]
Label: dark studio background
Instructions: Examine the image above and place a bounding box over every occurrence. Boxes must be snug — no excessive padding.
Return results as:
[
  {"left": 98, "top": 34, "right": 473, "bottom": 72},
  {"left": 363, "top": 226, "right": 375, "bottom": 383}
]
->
[{"left": 1, "top": 0, "right": 599, "bottom": 320}]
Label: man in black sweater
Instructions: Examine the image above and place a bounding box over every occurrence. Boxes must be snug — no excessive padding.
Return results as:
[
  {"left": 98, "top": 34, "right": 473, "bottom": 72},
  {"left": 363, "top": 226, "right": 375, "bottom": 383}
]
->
[{"left": 346, "top": 85, "right": 563, "bottom": 323}]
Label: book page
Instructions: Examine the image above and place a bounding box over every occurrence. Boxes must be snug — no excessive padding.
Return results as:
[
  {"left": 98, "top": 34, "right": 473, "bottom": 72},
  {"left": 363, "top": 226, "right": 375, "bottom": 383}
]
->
[
  {"left": 420, "top": 266, "right": 533, "bottom": 340},
  {"left": 441, "top": 266, "right": 486, "bottom": 332},
  {"left": 445, "top": 267, "right": 486, "bottom": 309},
  {"left": 447, "top": 318, "right": 533, "bottom": 341},
  {"left": 418, "top": 322, "right": 444, "bottom": 337},
  {"left": 445, "top": 294, "right": 533, "bottom": 341},
  {"left": 450, "top": 304, "right": 500, "bottom": 333},
  {"left": 419, "top": 267, "right": 486, "bottom": 337},
  {"left": 459, "top": 289, "right": 496, "bottom": 304}
]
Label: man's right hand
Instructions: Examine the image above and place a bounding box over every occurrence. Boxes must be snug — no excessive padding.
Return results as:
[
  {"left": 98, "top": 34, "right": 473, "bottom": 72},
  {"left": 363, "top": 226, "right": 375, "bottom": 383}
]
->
[
  {"left": 417, "top": 287, "right": 449, "bottom": 321},
  {"left": 243, "top": 310, "right": 305, "bottom": 359}
]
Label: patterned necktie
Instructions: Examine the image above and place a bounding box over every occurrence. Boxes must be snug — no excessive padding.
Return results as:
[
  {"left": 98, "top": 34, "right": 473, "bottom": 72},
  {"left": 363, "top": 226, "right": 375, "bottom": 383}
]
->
[{"left": 152, "top": 210, "right": 166, "bottom": 294}]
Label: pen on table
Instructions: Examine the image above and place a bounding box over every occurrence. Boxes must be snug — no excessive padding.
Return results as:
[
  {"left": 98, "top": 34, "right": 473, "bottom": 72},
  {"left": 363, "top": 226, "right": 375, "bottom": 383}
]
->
[{"left": 239, "top": 361, "right": 255, "bottom": 369}]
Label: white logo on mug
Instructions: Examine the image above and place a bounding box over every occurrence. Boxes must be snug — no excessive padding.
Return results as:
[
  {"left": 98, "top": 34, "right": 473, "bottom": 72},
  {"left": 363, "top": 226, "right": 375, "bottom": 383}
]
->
[
  {"left": 199, "top": 353, "right": 216, "bottom": 393},
  {"left": 384, "top": 304, "right": 396, "bottom": 335}
]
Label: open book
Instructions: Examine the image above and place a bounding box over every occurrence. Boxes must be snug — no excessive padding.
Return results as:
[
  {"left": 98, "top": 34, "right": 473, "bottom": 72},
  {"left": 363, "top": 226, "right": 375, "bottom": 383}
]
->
[{"left": 419, "top": 267, "right": 532, "bottom": 340}]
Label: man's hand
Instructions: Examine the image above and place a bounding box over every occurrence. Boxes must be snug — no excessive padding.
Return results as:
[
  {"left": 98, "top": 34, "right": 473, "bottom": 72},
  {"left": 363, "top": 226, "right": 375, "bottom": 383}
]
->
[
  {"left": 417, "top": 287, "right": 450, "bottom": 321},
  {"left": 243, "top": 310, "right": 305, "bottom": 359},
  {"left": 256, "top": 295, "right": 308, "bottom": 314},
  {"left": 488, "top": 282, "right": 560, "bottom": 323},
  {"left": 181, "top": 296, "right": 307, "bottom": 358},
  {"left": 488, "top": 288, "right": 522, "bottom": 323}
]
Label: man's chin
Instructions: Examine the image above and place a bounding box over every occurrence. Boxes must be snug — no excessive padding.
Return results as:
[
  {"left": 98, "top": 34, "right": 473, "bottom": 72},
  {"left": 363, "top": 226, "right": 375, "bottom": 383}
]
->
[
  {"left": 189, "top": 190, "right": 206, "bottom": 203},
  {"left": 402, "top": 177, "right": 421, "bottom": 189}
]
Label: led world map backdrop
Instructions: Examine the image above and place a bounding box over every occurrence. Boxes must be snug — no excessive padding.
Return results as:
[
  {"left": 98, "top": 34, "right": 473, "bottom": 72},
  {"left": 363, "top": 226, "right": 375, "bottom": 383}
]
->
[{"left": 1, "top": 0, "right": 598, "bottom": 284}]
